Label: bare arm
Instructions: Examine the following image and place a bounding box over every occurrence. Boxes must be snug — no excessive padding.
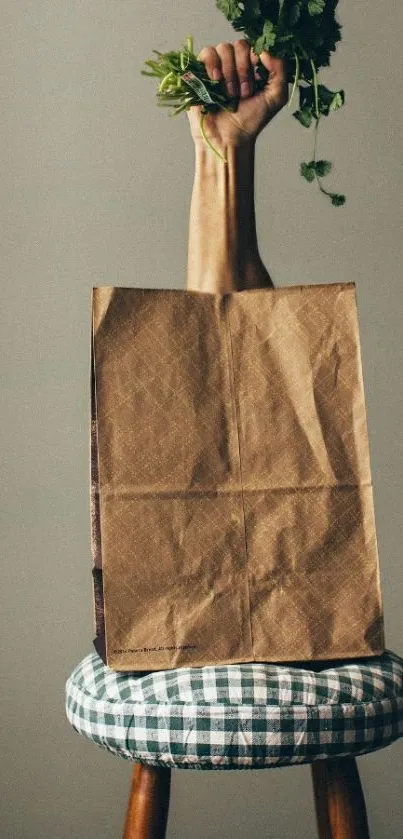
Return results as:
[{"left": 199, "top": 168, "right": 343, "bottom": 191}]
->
[
  {"left": 187, "top": 142, "right": 273, "bottom": 293},
  {"left": 186, "top": 40, "right": 288, "bottom": 294}
]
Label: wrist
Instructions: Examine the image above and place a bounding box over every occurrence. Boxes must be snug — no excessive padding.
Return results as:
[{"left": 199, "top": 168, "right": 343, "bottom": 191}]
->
[{"left": 193, "top": 136, "right": 256, "bottom": 178}]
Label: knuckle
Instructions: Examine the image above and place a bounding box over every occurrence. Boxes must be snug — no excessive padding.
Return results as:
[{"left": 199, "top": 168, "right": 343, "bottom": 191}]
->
[
  {"left": 216, "top": 41, "right": 232, "bottom": 52},
  {"left": 234, "top": 38, "right": 249, "bottom": 51},
  {"left": 197, "top": 46, "right": 216, "bottom": 59}
]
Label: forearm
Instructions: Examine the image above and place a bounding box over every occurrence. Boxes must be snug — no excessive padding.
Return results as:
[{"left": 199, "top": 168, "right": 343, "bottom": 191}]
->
[{"left": 186, "top": 142, "right": 274, "bottom": 293}]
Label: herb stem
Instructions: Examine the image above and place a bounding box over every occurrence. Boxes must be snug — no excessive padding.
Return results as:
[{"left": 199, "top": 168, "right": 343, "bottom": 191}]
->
[
  {"left": 312, "top": 119, "right": 330, "bottom": 197},
  {"left": 288, "top": 51, "right": 300, "bottom": 108},
  {"left": 199, "top": 111, "right": 228, "bottom": 164},
  {"left": 313, "top": 115, "right": 319, "bottom": 160},
  {"left": 317, "top": 180, "right": 335, "bottom": 198},
  {"left": 159, "top": 71, "right": 175, "bottom": 93},
  {"left": 310, "top": 59, "right": 320, "bottom": 120}
]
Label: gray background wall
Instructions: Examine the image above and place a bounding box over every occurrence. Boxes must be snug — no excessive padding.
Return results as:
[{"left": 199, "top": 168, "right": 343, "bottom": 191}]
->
[{"left": 1, "top": 1, "right": 402, "bottom": 837}]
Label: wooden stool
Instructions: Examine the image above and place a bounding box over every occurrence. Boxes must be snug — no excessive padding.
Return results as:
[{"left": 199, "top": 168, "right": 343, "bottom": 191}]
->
[
  {"left": 122, "top": 756, "right": 370, "bottom": 839},
  {"left": 65, "top": 649, "right": 403, "bottom": 839}
]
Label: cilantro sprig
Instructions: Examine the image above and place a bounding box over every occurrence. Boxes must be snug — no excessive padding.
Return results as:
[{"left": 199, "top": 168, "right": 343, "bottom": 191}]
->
[{"left": 142, "top": 0, "right": 346, "bottom": 206}]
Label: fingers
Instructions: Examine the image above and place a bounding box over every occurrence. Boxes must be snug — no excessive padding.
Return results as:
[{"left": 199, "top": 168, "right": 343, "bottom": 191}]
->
[
  {"left": 197, "top": 45, "right": 223, "bottom": 82},
  {"left": 255, "top": 49, "right": 289, "bottom": 108},
  {"left": 257, "top": 50, "right": 288, "bottom": 85},
  {"left": 196, "top": 39, "right": 289, "bottom": 123},
  {"left": 216, "top": 42, "right": 238, "bottom": 98},
  {"left": 197, "top": 40, "right": 255, "bottom": 99},
  {"left": 232, "top": 40, "right": 255, "bottom": 98}
]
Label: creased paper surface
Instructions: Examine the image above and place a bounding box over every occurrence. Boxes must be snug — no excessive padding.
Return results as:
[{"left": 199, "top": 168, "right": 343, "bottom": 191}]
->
[{"left": 90, "top": 283, "right": 385, "bottom": 672}]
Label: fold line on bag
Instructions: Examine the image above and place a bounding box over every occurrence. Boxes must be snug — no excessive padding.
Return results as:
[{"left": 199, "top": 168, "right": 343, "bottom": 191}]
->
[{"left": 223, "top": 294, "right": 254, "bottom": 660}]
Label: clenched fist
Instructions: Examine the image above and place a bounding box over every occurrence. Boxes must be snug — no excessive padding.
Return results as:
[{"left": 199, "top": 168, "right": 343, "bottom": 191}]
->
[{"left": 187, "top": 39, "right": 289, "bottom": 149}]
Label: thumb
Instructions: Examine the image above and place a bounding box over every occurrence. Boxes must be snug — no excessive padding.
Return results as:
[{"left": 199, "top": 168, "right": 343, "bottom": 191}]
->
[
  {"left": 256, "top": 50, "right": 288, "bottom": 78},
  {"left": 251, "top": 48, "right": 289, "bottom": 104}
]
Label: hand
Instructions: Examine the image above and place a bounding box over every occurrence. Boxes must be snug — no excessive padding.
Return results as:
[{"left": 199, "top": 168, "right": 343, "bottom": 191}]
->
[{"left": 187, "top": 39, "right": 288, "bottom": 150}]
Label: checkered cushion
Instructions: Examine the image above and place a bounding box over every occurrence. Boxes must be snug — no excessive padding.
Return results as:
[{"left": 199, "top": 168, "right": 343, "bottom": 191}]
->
[{"left": 65, "top": 649, "right": 403, "bottom": 770}]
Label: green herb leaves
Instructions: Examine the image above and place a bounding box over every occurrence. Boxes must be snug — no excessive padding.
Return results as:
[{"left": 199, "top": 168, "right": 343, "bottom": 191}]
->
[
  {"left": 142, "top": 1, "right": 346, "bottom": 205},
  {"left": 214, "top": 0, "right": 346, "bottom": 205},
  {"left": 214, "top": 0, "right": 342, "bottom": 71},
  {"left": 215, "top": 0, "right": 242, "bottom": 20},
  {"left": 329, "top": 193, "right": 346, "bottom": 206},
  {"left": 301, "top": 160, "right": 330, "bottom": 181},
  {"left": 300, "top": 160, "right": 345, "bottom": 205},
  {"left": 141, "top": 36, "right": 238, "bottom": 162},
  {"left": 308, "top": 0, "right": 326, "bottom": 15},
  {"left": 293, "top": 85, "right": 344, "bottom": 126}
]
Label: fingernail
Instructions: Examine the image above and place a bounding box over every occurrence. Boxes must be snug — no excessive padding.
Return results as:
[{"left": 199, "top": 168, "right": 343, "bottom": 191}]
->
[
  {"left": 227, "top": 81, "right": 237, "bottom": 97},
  {"left": 241, "top": 80, "right": 250, "bottom": 97},
  {"left": 212, "top": 69, "right": 221, "bottom": 81}
]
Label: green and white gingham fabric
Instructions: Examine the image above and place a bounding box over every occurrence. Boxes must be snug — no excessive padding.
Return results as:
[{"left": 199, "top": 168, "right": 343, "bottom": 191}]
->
[{"left": 65, "top": 649, "right": 403, "bottom": 770}]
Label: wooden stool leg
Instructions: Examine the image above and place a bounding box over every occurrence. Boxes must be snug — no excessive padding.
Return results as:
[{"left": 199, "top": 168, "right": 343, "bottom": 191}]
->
[
  {"left": 122, "top": 762, "right": 171, "bottom": 839},
  {"left": 311, "top": 757, "right": 370, "bottom": 839}
]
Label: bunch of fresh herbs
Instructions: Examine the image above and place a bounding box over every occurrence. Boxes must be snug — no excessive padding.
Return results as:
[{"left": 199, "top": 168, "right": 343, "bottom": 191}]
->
[{"left": 142, "top": 0, "right": 345, "bottom": 206}]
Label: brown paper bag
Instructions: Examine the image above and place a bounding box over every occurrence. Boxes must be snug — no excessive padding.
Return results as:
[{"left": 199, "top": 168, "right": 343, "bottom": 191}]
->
[{"left": 90, "top": 282, "right": 385, "bottom": 672}]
